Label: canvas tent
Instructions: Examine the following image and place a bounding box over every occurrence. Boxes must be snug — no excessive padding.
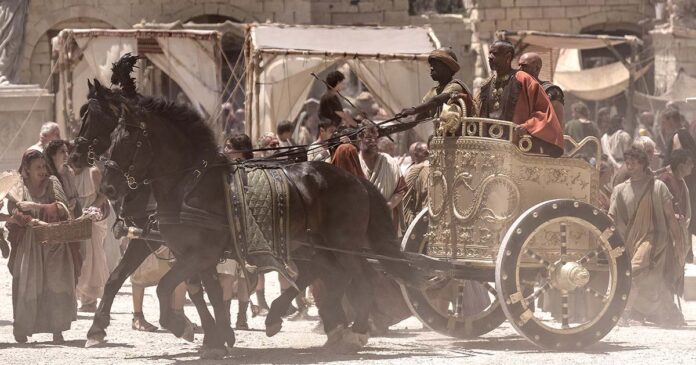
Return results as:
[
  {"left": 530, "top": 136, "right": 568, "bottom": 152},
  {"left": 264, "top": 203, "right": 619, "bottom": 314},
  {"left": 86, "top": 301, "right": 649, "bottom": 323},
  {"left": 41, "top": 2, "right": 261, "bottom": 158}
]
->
[
  {"left": 244, "top": 23, "right": 440, "bottom": 142},
  {"left": 497, "top": 30, "right": 645, "bottom": 101},
  {"left": 53, "top": 29, "right": 223, "bottom": 136},
  {"left": 633, "top": 70, "right": 696, "bottom": 111}
]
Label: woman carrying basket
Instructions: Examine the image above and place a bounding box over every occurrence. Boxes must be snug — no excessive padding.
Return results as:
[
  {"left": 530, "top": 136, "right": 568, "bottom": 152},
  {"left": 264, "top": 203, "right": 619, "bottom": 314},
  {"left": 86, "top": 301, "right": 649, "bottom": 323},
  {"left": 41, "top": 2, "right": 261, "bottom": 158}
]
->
[{"left": 5, "top": 149, "right": 78, "bottom": 344}]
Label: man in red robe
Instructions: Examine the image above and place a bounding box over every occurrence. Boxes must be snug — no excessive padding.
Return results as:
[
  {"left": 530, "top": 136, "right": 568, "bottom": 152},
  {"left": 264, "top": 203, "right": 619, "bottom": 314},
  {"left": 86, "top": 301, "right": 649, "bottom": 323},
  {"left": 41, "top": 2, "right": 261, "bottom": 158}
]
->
[{"left": 476, "top": 40, "right": 564, "bottom": 157}]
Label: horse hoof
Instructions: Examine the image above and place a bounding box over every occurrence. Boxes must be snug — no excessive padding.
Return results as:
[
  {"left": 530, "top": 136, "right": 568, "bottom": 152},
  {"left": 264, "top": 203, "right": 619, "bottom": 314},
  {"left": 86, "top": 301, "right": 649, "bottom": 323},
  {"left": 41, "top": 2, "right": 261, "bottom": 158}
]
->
[
  {"left": 181, "top": 321, "right": 195, "bottom": 342},
  {"left": 343, "top": 331, "right": 369, "bottom": 348},
  {"left": 200, "top": 347, "right": 227, "bottom": 360},
  {"left": 265, "top": 321, "right": 282, "bottom": 337},
  {"left": 323, "top": 324, "right": 347, "bottom": 348},
  {"left": 85, "top": 336, "right": 106, "bottom": 348},
  {"left": 332, "top": 332, "right": 368, "bottom": 354}
]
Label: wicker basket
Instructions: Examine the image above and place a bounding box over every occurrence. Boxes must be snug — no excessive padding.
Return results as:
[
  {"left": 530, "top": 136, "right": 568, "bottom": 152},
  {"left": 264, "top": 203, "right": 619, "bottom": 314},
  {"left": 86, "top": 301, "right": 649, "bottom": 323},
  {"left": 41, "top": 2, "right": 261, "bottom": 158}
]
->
[{"left": 33, "top": 218, "right": 93, "bottom": 244}]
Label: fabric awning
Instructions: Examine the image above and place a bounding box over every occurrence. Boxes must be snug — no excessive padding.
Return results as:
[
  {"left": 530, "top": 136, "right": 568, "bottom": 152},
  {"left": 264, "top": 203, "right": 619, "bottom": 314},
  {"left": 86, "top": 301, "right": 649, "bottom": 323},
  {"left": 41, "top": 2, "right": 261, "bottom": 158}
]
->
[
  {"left": 252, "top": 24, "right": 438, "bottom": 56},
  {"left": 554, "top": 48, "right": 651, "bottom": 101},
  {"left": 245, "top": 24, "right": 440, "bottom": 144},
  {"left": 498, "top": 30, "right": 641, "bottom": 50},
  {"left": 633, "top": 71, "right": 696, "bottom": 111},
  {"left": 54, "top": 29, "right": 222, "bottom": 135},
  {"left": 498, "top": 30, "right": 644, "bottom": 101}
]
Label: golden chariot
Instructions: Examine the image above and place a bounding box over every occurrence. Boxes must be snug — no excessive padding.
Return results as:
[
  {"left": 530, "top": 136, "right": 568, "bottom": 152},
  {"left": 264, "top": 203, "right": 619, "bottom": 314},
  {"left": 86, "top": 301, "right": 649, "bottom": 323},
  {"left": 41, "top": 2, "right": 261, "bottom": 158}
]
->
[{"left": 399, "top": 112, "right": 631, "bottom": 350}]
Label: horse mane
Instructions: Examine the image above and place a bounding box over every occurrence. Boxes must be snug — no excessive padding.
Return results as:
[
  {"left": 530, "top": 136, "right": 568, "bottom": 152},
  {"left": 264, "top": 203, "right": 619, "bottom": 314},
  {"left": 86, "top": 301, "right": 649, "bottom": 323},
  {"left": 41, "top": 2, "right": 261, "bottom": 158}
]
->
[{"left": 135, "top": 96, "right": 217, "bottom": 152}]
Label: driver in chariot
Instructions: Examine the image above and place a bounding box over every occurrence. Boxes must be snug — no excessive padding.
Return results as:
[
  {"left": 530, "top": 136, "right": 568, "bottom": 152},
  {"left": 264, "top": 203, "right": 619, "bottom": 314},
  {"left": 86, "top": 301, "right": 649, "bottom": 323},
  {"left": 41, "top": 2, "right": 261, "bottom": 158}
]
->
[{"left": 395, "top": 48, "right": 474, "bottom": 135}]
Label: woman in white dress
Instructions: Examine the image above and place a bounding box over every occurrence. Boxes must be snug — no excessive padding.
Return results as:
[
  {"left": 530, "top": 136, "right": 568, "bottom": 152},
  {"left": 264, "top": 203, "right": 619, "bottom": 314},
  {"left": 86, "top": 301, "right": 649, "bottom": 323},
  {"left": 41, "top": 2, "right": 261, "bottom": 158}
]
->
[{"left": 73, "top": 163, "right": 110, "bottom": 312}]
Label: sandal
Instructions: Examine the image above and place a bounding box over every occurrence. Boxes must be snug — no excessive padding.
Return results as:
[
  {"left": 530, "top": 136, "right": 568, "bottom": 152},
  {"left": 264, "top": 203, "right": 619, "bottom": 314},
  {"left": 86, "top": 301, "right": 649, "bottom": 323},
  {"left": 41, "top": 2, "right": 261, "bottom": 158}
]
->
[{"left": 132, "top": 316, "right": 158, "bottom": 332}]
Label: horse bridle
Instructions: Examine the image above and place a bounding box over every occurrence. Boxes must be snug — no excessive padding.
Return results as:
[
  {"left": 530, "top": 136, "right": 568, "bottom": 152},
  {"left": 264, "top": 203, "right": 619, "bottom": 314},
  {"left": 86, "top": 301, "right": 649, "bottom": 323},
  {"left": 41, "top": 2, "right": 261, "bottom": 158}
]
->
[
  {"left": 76, "top": 99, "right": 122, "bottom": 166},
  {"left": 103, "top": 102, "right": 217, "bottom": 192},
  {"left": 104, "top": 112, "right": 152, "bottom": 190}
]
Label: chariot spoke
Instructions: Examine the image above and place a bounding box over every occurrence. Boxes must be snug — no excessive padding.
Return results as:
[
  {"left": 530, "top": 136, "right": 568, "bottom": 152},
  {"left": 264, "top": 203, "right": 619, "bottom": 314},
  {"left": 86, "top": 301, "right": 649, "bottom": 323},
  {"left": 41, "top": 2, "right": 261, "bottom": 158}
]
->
[
  {"left": 584, "top": 287, "right": 608, "bottom": 302},
  {"left": 525, "top": 248, "right": 552, "bottom": 269},
  {"left": 559, "top": 223, "right": 567, "bottom": 263},
  {"left": 455, "top": 282, "right": 465, "bottom": 316},
  {"left": 483, "top": 282, "right": 497, "bottom": 297},
  {"left": 525, "top": 281, "right": 551, "bottom": 303},
  {"left": 561, "top": 291, "right": 570, "bottom": 328},
  {"left": 577, "top": 249, "right": 602, "bottom": 265}
]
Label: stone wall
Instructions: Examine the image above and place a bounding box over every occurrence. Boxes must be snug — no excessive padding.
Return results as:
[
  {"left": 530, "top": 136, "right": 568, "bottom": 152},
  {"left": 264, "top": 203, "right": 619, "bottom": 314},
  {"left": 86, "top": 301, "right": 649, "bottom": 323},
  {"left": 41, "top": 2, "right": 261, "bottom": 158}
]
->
[
  {"left": 651, "top": 27, "right": 696, "bottom": 94},
  {"left": 20, "top": 0, "right": 314, "bottom": 84},
  {"left": 310, "top": 0, "right": 410, "bottom": 25},
  {"left": 472, "top": 0, "right": 653, "bottom": 41},
  {"left": 411, "top": 13, "right": 476, "bottom": 86}
]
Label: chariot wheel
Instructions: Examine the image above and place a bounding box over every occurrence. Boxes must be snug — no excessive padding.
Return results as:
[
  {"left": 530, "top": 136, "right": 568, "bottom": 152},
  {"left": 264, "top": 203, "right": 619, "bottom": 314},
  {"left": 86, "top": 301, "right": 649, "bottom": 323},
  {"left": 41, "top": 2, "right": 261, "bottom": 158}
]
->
[
  {"left": 495, "top": 199, "right": 631, "bottom": 350},
  {"left": 400, "top": 209, "right": 506, "bottom": 338}
]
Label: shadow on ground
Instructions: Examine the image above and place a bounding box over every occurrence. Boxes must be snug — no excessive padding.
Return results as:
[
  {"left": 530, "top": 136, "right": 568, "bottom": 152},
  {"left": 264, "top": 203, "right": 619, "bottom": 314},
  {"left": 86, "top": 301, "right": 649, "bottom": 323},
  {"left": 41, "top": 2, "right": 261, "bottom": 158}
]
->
[
  {"left": 440, "top": 335, "right": 647, "bottom": 354},
  {"left": 0, "top": 339, "right": 134, "bottom": 350},
  {"left": 126, "top": 344, "right": 451, "bottom": 364}
]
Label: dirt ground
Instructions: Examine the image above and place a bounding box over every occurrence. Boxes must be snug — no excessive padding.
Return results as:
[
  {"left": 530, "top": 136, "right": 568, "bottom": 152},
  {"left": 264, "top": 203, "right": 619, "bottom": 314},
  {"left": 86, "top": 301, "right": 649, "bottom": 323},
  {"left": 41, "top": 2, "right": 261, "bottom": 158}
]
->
[{"left": 1, "top": 256, "right": 696, "bottom": 365}]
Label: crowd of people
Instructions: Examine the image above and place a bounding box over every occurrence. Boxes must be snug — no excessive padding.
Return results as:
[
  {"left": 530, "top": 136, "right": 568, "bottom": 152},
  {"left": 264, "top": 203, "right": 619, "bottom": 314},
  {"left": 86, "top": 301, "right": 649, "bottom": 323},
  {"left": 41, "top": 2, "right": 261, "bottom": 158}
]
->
[
  {"left": 1, "top": 122, "right": 120, "bottom": 343},
  {"left": 563, "top": 101, "right": 695, "bottom": 327},
  {"left": 1, "top": 40, "right": 695, "bottom": 347}
]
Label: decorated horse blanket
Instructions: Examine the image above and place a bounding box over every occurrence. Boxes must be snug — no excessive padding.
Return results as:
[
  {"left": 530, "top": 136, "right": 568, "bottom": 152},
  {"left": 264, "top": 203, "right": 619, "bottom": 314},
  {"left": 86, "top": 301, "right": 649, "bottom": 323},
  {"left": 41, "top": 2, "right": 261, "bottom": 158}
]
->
[{"left": 225, "top": 166, "right": 295, "bottom": 286}]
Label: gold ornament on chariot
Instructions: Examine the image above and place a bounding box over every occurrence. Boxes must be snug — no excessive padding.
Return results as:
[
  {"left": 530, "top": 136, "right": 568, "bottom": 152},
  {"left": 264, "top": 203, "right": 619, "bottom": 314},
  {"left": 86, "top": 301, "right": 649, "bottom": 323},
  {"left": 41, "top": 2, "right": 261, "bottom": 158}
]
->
[
  {"left": 518, "top": 135, "right": 533, "bottom": 152},
  {"left": 488, "top": 124, "right": 504, "bottom": 139},
  {"left": 453, "top": 174, "right": 520, "bottom": 223},
  {"left": 466, "top": 122, "right": 478, "bottom": 136},
  {"left": 428, "top": 170, "right": 447, "bottom": 218}
]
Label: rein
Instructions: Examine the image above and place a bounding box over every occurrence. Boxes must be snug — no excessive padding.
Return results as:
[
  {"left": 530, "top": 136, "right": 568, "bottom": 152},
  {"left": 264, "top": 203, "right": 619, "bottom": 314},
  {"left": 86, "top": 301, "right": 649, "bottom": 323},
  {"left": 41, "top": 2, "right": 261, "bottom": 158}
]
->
[{"left": 99, "top": 98, "right": 435, "bottom": 190}]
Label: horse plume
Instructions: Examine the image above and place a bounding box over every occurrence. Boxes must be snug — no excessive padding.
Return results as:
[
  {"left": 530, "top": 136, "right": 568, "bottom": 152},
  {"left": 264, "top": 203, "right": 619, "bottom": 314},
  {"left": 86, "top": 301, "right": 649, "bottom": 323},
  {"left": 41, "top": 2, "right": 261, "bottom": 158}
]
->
[{"left": 110, "top": 52, "right": 141, "bottom": 98}]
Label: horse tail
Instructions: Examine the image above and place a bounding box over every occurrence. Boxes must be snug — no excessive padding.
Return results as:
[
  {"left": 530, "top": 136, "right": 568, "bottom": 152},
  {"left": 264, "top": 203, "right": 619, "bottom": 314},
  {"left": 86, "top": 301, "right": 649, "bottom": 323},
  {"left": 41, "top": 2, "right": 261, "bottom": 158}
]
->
[{"left": 362, "top": 179, "right": 426, "bottom": 288}]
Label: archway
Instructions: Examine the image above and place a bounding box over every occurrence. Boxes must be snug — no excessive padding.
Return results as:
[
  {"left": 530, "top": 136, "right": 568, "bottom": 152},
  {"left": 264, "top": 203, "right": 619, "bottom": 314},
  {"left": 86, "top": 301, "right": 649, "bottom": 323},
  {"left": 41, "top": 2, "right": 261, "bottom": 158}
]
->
[{"left": 28, "top": 17, "right": 114, "bottom": 89}]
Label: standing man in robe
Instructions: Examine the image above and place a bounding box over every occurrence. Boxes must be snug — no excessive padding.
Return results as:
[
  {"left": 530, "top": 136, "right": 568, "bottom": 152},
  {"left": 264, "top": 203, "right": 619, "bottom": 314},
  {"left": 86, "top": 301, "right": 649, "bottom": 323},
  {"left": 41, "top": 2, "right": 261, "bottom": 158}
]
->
[
  {"left": 402, "top": 142, "right": 430, "bottom": 227},
  {"left": 475, "top": 40, "right": 564, "bottom": 157},
  {"left": 518, "top": 52, "right": 565, "bottom": 126},
  {"left": 610, "top": 147, "right": 685, "bottom": 327}
]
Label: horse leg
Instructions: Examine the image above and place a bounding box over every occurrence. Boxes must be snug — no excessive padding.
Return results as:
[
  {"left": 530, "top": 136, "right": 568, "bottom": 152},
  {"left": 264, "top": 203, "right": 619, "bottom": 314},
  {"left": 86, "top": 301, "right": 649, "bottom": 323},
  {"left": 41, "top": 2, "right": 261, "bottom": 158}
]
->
[
  {"left": 184, "top": 275, "right": 216, "bottom": 346},
  {"left": 156, "top": 259, "right": 202, "bottom": 339},
  {"left": 86, "top": 239, "right": 156, "bottom": 347},
  {"left": 338, "top": 258, "right": 373, "bottom": 352},
  {"left": 316, "top": 262, "right": 351, "bottom": 348},
  {"left": 200, "top": 267, "right": 235, "bottom": 351},
  {"left": 265, "top": 260, "right": 316, "bottom": 337}
]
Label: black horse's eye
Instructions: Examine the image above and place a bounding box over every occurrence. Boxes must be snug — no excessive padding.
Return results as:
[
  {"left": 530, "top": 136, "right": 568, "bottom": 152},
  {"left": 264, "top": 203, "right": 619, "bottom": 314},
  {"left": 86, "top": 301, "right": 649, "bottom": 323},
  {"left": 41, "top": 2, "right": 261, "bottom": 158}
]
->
[
  {"left": 128, "top": 165, "right": 135, "bottom": 172},
  {"left": 92, "top": 138, "right": 99, "bottom": 144}
]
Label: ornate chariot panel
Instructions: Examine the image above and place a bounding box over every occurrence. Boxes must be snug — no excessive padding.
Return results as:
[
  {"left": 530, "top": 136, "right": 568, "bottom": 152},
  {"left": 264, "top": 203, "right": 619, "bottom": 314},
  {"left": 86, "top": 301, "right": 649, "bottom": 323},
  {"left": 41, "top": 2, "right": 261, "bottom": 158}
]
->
[{"left": 426, "top": 118, "right": 599, "bottom": 265}]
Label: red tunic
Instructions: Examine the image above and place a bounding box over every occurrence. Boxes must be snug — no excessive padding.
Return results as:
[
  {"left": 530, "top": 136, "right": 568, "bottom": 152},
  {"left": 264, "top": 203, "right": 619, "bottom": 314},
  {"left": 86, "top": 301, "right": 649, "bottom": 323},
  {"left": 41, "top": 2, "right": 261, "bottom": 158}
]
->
[{"left": 511, "top": 72, "right": 565, "bottom": 153}]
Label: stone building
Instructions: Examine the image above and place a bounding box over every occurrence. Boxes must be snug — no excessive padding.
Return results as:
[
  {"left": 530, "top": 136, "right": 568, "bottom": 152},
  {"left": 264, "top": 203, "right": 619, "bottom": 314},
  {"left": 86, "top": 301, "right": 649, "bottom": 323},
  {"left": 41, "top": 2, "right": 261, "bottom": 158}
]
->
[
  {"left": 20, "top": 0, "right": 666, "bottom": 96},
  {"left": 6, "top": 0, "right": 687, "bottom": 158}
]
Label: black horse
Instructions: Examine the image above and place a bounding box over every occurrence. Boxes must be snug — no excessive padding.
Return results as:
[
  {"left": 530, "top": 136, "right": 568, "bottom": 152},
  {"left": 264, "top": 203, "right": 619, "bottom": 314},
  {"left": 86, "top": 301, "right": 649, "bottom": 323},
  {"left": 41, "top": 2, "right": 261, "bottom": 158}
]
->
[
  {"left": 90, "top": 85, "right": 420, "bottom": 355},
  {"left": 73, "top": 81, "right": 235, "bottom": 358}
]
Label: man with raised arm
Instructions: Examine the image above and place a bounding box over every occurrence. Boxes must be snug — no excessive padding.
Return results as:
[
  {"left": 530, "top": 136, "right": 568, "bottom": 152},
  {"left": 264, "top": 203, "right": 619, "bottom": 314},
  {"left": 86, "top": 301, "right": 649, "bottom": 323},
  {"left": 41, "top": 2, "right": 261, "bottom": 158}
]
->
[
  {"left": 390, "top": 48, "right": 473, "bottom": 136},
  {"left": 476, "top": 40, "right": 564, "bottom": 157}
]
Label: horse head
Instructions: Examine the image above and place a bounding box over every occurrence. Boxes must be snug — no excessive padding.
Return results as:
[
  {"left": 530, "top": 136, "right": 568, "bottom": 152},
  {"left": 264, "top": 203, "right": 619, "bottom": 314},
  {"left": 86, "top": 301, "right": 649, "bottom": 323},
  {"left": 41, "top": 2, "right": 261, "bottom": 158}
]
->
[
  {"left": 70, "top": 79, "right": 125, "bottom": 168},
  {"left": 100, "top": 109, "right": 153, "bottom": 201}
]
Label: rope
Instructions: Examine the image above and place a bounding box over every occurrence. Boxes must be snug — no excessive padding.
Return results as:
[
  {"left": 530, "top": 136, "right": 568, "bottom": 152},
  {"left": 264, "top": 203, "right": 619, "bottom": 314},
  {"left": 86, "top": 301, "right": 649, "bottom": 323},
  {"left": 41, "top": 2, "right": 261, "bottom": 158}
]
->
[{"left": 0, "top": 58, "right": 59, "bottom": 161}]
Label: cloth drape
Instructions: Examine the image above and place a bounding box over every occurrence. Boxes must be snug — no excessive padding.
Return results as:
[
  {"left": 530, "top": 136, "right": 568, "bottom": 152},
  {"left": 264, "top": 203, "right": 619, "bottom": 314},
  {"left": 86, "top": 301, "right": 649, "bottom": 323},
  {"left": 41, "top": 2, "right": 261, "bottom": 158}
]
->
[
  {"left": 147, "top": 37, "right": 220, "bottom": 118},
  {"left": 251, "top": 55, "right": 433, "bottom": 143}
]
